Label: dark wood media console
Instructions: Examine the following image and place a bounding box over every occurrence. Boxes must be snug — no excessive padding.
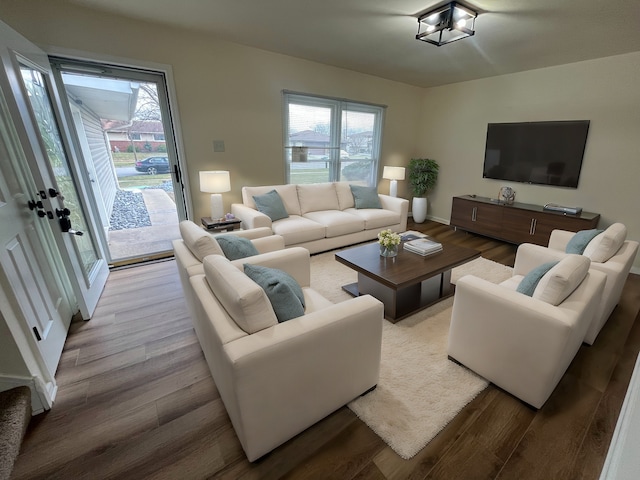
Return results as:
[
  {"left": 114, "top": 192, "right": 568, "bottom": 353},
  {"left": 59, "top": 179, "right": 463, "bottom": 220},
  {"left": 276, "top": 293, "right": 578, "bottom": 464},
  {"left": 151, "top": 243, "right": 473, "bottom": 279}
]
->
[{"left": 450, "top": 195, "right": 600, "bottom": 246}]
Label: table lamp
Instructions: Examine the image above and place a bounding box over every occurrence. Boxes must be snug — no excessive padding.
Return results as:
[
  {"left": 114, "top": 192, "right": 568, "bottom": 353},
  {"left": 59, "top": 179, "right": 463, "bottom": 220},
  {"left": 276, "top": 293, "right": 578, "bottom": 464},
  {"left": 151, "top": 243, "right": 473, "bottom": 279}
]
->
[
  {"left": 199, "top": 170, "right": 230, "bottom": 220},
  {"left": 382, "top": 166, "right": 405, "bottom": 197}
]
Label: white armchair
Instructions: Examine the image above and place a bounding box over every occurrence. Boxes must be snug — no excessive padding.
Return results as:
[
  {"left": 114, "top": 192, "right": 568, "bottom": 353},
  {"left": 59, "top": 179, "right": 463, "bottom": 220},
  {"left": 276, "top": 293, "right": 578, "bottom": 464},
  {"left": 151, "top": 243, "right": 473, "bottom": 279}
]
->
[
  {"left": 448, "top": 246, "right": 606, "bottom": 408},
  {"left": 189, "top": 247, "right": 384, "bottom": 461},
  {"left": 547, "top": 224, "right": 638, "bottom": 344},
  {"left": 173, "top": 220, "right": 284, "bottom": 311}
]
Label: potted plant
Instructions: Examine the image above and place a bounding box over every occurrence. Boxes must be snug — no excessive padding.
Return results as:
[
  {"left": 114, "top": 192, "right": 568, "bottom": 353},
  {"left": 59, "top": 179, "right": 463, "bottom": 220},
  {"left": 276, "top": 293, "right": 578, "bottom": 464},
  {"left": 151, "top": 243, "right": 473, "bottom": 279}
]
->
[{"left": 408, "top": 158, "right": 439, "bottom": 223}]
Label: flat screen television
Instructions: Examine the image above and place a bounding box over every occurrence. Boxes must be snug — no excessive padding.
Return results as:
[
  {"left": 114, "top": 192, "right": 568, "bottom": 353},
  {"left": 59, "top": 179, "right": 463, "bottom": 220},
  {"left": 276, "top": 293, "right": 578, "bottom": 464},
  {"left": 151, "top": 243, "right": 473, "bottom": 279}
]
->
[{"left": 482, "top": 120, "right": 590, "bottom": 188}]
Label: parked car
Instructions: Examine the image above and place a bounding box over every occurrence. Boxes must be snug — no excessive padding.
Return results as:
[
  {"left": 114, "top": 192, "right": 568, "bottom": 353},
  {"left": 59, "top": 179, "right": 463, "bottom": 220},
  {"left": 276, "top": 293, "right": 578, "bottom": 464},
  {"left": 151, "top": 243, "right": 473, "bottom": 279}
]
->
[{"left": 135, "top": 156, "right": 170, "bottom": 174}]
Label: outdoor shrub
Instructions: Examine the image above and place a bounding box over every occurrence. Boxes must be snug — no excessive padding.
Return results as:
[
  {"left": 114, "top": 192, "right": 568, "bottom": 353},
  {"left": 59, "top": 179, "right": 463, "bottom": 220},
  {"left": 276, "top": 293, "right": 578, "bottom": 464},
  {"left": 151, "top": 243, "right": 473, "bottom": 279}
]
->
[{"left": 342, "top": 161, "right": 370, "bottom": 181}]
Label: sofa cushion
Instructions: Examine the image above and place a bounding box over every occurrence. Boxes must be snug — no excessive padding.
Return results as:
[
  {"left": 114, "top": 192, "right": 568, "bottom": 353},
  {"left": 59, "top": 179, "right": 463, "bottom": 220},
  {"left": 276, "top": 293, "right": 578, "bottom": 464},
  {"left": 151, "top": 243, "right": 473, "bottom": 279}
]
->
[
  {"left": 203, "top": 255, "right": 278, "bottom": 334},
  {"left": 243, "top": 185, "right": 301, "bottom": 215},
  {"left": 565, "top": 229, "right": 604, "bottom": 254},
  {"left": 179, "top": 220, "right": 224, "bottom": 262},
  {"left": 252, "top": 190, "right": 289, "bottom": 222},
  {"left": 516, "top": 261, "right": 559, "bottom": 296},
  {"left": 303, "top": 210, "right": 365, "bottom": 238},
  {"left": 533, "top": 254, "right": 590, "bottom": 306},
  {"left": 216, "top": 235, "right": 260, "bottom": 260},
  {"left": 335, "top": 182, "right": 356, "bottom": 210},
  {"left": 344, "top": 208, "right": 401, "bottom": 230},
  {"left": 244, "top": 264, "right": 305, "bottom": 322},
  {"left": 583, "top": 223, "right": 627, "bottom": 263},
  {"left": 271, "top": 215, "right": 326, "bottom": 244},
  {"left": 297, "top": 183, "right": 340, "bottom": 214},
  {"left": 350, "top": 185, "right": 382, "bottom": 209}
]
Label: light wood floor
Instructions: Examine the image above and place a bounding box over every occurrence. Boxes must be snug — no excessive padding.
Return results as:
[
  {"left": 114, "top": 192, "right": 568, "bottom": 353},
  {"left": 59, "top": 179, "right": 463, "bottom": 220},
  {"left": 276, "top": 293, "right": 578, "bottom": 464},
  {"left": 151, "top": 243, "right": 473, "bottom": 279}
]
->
[{"left": 11, "top": 221, "right": 640, "bottom": 479}]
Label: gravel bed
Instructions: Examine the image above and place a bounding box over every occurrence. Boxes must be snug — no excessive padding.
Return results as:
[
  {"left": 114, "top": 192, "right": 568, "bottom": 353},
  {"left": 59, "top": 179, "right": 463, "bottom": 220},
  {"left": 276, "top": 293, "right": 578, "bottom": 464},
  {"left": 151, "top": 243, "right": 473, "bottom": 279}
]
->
[
  {"left": 143, "top": 181, "right": 174, "bottom": 193},
  {"left": 109, "top": 189, "right": 152, "bottom": 231}
]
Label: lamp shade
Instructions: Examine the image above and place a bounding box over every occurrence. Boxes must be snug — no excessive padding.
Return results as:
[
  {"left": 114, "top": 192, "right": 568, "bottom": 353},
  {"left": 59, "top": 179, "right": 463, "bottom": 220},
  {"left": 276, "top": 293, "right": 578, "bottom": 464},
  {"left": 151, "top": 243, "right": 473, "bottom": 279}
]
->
[
  {"left": 199, "top": 171, "right": 230, "bottom": 193},
  {"left": 383, "top": 166, "right": 406, "bottom": 181}
]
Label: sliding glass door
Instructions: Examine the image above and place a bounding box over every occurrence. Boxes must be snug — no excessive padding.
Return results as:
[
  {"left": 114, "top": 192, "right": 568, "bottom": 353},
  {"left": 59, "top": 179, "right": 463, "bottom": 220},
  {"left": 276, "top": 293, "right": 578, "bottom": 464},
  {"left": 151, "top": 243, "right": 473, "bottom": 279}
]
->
[{"left": 50, "top": 58, "right": 187, "bottom": 266}]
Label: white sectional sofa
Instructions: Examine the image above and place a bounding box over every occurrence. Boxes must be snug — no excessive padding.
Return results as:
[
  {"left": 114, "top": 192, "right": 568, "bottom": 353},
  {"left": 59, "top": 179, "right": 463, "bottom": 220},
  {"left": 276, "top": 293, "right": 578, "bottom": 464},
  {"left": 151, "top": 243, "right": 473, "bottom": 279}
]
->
[{"left": 231, "top": 182, "right": 409, "bottom": 254}]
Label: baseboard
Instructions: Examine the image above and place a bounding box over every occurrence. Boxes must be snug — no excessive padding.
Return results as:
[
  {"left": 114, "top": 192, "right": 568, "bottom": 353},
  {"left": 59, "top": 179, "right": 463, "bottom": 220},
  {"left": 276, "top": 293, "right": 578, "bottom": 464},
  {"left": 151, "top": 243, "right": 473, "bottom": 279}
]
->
[
  {"left": 0, "top": 375, "right": 55, "bottom": 415},
  {"left": 408, "top": 213, "right": 449, "bottom": 225}
]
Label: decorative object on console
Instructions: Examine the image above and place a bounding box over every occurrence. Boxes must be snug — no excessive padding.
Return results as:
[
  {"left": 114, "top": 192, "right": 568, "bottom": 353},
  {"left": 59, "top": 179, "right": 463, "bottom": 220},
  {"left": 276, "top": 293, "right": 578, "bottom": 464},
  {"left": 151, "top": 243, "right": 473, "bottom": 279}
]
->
[
  {"left": 498, "top": 186, "right": 516, "bottom": 204},
  {"left": 416, "top": 1, "right": 477, "bottom": 47},
  {"left": 200, "top": 170, "right": 231, "bottom": 220},
  {"left": 378, "top": 229, "right": 401, "bottom": 257},
  {"left": 543, "top": 203, "right": 583, "bottom": 215},
  {"left": 408, "top": 158, "right": 439, "bottom": 223},
  {"left": 382, "top": 166, "right": 405, "bottom": 197}
]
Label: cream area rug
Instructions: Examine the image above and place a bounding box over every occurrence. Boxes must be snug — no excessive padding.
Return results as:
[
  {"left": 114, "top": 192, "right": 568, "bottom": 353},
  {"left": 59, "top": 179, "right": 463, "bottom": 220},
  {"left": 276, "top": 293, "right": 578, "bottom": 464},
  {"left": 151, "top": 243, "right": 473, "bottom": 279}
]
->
[{"left": 309, "top": 251, "right": 513, "bottom": 460}]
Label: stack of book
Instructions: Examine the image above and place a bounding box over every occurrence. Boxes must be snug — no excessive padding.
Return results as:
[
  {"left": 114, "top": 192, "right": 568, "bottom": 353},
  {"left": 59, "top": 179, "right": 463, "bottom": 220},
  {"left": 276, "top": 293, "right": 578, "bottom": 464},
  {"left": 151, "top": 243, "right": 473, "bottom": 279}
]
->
[{"left": 403, "top": 237, "right": 443, "bottom": 256}]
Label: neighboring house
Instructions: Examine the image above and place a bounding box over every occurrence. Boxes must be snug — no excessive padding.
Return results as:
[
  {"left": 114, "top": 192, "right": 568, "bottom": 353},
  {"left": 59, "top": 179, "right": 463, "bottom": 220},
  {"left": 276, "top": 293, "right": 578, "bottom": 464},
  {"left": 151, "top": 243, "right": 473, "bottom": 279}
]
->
[{"left": 105, "top": 120, "right": 166, "bottom": 153}]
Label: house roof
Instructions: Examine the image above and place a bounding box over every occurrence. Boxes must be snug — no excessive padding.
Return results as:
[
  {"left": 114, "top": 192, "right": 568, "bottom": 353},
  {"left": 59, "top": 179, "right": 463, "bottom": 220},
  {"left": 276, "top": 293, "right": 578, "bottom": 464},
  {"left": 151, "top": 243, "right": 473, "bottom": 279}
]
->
[
  {"left": 102, "top": 120, "right": 164, "bottom": 133},
  {"left": 64, "top": 0, "right": 640, "bottom": 88}
]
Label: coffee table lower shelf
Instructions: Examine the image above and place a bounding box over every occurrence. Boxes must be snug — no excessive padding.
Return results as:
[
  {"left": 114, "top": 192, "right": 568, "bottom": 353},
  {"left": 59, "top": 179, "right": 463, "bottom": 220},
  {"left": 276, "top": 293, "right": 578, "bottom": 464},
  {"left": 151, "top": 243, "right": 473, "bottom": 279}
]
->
[{"left": 342, "top": 270, "right": 453, "bottom": 323}]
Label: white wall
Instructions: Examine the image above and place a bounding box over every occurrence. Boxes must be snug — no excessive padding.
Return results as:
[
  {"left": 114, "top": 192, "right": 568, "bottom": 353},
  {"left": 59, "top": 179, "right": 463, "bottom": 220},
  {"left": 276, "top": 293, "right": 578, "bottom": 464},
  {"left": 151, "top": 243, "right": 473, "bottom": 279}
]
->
[
  {"left": 0, "top": 0, "right": 423, "bottom": 221},
  {"left": 417, "top": 52, "right": 640, "bottom": 271}
]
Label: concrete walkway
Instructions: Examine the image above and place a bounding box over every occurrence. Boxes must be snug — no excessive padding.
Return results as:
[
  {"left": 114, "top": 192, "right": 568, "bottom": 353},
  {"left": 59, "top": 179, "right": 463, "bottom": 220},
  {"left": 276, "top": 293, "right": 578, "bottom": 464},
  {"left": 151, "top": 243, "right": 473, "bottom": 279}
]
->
[{"left": 107, "top": 189, "right": 180, "bottom": 262}]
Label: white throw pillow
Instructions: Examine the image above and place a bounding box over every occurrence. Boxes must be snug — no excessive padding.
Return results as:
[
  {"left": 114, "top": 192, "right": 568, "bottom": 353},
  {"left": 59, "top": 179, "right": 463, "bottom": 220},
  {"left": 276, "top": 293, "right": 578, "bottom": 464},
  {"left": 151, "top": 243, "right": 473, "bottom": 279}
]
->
[
  {"left": 582, "top": 223, "right": 627, "bottom": 263},
  {"left": 203, "top": 255, "right": 278, "bottom": 334},
  {"left": 179, "top": 220, "right": 224, "bottom": 262},
  {"left": 533, "top": 254, "right": 590, "bottom": 306}
]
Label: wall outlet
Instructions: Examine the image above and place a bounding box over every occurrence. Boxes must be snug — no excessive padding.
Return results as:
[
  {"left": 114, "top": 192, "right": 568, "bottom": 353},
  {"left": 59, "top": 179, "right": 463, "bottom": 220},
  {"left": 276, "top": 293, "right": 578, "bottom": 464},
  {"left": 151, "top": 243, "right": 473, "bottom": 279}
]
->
[{"left": 213, "top": 140, "right": 225, "bottom": 152}]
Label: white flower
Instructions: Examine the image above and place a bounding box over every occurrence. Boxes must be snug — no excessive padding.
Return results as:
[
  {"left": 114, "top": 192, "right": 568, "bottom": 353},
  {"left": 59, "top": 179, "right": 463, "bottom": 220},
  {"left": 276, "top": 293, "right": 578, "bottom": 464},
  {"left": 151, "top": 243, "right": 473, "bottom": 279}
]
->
[{"left": 377, "top": 229, "right": 401, "bottom": 247}]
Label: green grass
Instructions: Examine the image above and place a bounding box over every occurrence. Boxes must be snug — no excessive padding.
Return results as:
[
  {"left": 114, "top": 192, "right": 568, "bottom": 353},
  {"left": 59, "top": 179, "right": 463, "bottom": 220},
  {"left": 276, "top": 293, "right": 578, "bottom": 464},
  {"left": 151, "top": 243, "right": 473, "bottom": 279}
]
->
[
  {"left": 118, "top": 174, "right": 171, "bottom": 190},
  {"left": 290, "top": 170, "right": 330, "bottom": 184}
]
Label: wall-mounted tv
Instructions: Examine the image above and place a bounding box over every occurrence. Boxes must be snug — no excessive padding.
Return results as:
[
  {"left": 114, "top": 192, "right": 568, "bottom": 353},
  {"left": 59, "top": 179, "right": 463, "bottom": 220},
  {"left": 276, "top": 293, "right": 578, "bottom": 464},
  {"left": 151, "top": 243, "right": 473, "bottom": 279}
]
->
[{"left": 482, "top": 120, "right": 590, "bottom": 188}]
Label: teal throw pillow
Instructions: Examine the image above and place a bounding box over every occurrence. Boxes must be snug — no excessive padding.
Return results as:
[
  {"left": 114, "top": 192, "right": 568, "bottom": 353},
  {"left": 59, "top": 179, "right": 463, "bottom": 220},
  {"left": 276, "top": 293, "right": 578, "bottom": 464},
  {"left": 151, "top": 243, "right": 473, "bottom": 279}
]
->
[
  {"left": 516, "top": 261, "right": 560, "bottom": 297},
  {"left": 565, "top": 228, "right": 604, "bottom": 254},
  {"left": 243, "top": 264, "right": 305, "bottom": 322},
  {"left": 350, "top": 185, "right": 382, "bottom": 209},
  {"left": 216, "top": 235, "right": 259, "bottom": 261},
  {"left": 252, "top": 190, "right": 289, "bottom": 221}
]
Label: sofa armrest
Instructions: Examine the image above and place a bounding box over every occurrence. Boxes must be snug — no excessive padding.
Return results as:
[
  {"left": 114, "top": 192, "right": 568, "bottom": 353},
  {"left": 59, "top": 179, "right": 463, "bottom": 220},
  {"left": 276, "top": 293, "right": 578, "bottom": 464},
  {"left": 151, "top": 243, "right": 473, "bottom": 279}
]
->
[
  {"left": 218, "top": 227, "right": 273, "bottom": 241},
  {"left": 513, "top": 243, "right": 570, "bottom": 277},
  {"left": 231, "top": 203, "right": 272, "bottom": 230},
  {"left": 548, "top": 229, "right": 575, "bottom": 251},
  {"left": 378, "top": 194, "right": 409, "bottom": 214},
  {"left": 221, "top": 294, "right": 383, "bottom": 460},
  {"left": 251, "top": 235, "right": 285, "bottom": 254},
  {"left": 230, "top": 247, "right": 310, "bottom": 287}
]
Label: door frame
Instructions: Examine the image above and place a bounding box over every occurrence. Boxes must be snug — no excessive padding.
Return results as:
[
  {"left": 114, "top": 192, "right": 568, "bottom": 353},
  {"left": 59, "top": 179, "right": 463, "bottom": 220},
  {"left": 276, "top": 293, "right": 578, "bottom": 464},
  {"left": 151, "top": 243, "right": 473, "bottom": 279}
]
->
[{"left": 47, "top": 45, "right": 192, "bottom": 220}]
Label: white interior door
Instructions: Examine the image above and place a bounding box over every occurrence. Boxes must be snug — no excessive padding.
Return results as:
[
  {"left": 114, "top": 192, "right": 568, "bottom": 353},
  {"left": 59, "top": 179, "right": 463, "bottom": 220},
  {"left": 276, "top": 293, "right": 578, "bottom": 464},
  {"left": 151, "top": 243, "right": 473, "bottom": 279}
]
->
[
  {"left": 0, "top": 76, "right": 72, "bottom": 378},
  {"left": 0, "top": 20, "right": 109, "bottom": 319}
]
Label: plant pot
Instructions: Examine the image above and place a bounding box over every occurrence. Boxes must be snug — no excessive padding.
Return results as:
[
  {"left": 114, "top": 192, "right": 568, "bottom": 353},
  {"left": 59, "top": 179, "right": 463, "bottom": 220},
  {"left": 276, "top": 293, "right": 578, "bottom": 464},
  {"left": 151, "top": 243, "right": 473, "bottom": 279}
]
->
[{"left": 412, "top": 197, "right": 427, "bottom": 223}]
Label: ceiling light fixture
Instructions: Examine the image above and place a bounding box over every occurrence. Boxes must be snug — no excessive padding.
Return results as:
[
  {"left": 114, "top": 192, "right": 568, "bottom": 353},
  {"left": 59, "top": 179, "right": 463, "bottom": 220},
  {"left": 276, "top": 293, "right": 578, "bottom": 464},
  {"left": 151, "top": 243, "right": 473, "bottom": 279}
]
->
[{"left": 416, "top": 1, "right": 477, "bottom": 46}]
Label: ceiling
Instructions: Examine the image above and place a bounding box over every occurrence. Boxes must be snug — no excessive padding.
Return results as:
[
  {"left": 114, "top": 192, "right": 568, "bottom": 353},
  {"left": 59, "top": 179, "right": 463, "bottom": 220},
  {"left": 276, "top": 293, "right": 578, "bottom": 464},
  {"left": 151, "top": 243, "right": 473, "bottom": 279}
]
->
[{"left": 68, "top": 0, "right": 640, "bottom": 88}]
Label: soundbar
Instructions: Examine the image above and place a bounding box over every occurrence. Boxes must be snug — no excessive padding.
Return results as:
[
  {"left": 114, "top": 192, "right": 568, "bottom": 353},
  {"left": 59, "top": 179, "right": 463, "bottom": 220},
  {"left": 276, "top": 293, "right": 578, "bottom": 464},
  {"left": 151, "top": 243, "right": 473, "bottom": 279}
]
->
[{"left": 543, "top": 203, "right": 583, "bottom": 215}]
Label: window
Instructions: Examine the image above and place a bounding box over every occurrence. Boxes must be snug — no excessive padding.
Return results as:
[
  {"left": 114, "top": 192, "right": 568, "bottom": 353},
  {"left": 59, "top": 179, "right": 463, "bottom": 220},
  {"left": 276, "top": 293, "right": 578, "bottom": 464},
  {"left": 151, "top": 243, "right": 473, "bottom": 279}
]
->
[
  {"left": 283, "top": 92, "right": 385, "bottom": 186},
  {"left": 153, "top": 133, "right": 165, "bottom": 141}
]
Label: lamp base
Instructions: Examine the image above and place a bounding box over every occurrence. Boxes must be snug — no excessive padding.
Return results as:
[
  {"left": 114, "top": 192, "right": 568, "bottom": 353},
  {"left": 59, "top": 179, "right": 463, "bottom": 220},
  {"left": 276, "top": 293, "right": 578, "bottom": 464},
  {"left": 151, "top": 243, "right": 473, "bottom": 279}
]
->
[
  {"left": 389, "top": 179, "right": 398, "bottom": 198},
  {"left": 210, "top": 194, "right": 224, "bottom": 221}
]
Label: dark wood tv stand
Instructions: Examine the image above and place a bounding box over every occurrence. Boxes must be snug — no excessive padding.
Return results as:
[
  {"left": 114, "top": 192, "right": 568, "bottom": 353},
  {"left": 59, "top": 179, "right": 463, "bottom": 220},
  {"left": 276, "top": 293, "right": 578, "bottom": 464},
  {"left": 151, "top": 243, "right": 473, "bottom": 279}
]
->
[{"left": 450, "top": 195, "right": 600, "bottom": 246}]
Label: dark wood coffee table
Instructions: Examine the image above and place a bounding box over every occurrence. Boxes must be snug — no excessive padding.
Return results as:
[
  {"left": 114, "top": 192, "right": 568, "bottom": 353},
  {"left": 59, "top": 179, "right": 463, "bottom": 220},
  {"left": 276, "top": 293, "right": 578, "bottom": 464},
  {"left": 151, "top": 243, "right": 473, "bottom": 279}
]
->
[{"left": 335, "top": 241, "right": 480, "bottom": 322}]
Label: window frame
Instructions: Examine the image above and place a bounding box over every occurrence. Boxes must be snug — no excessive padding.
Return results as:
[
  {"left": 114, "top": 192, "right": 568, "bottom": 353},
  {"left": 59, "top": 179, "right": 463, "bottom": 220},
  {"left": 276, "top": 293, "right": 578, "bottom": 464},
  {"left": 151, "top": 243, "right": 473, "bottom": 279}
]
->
[{"left": 282, "top": 91, "right": 385, "bottom": 186}]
